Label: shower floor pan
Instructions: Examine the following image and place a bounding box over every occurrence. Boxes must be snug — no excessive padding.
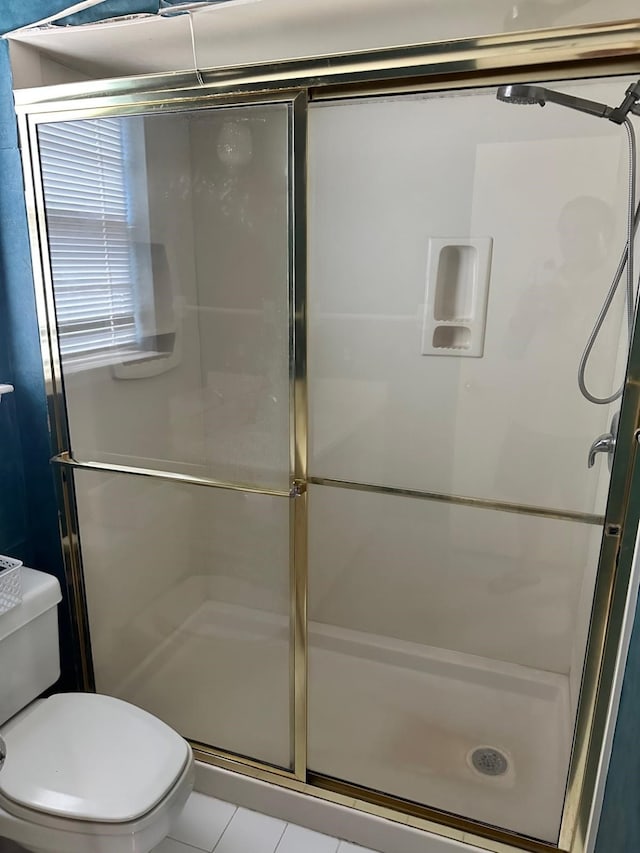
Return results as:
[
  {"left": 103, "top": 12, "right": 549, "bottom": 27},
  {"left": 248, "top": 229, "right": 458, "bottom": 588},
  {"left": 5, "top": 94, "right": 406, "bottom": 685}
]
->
[{"left": 119, "top": 599, "right": 571, "bottom": 843}]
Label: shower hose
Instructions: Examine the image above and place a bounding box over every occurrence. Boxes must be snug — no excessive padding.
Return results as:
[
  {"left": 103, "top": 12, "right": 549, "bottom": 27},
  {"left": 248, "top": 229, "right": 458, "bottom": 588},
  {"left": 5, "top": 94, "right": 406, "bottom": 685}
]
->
[{"left": 578, "top": 117, "right": 640, "bottom": 404}]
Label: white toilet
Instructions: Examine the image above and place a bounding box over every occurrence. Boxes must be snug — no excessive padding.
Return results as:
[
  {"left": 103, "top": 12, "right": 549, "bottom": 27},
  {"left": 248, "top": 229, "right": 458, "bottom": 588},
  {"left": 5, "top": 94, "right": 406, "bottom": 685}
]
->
[{"left": 0, "top": 567, "right": 194, "bottom": 853}]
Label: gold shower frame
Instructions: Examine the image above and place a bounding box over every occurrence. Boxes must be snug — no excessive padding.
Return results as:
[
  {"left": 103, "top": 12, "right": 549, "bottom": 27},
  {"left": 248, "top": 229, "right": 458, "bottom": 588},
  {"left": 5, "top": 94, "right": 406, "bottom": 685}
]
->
[{"left": 14, "top": 18, "right": 640, "bottom": 853}]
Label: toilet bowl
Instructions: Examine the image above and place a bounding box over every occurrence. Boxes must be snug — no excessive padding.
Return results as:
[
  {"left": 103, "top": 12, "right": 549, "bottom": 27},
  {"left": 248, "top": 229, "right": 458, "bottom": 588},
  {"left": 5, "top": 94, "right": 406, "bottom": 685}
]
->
[{"left": 0, "top": 569, "right": 194, "bottom": 853}]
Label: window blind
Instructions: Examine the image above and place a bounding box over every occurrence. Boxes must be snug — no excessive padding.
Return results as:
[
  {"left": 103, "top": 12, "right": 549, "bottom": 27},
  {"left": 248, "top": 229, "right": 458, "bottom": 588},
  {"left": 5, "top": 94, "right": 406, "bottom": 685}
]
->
[{"left": 38, "top": 118, "right": 137, "bottom": 361}]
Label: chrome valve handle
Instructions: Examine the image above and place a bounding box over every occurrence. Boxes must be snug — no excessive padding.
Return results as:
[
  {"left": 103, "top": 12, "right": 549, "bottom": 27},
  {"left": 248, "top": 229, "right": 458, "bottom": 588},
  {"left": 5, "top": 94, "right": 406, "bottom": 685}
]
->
[
  {"left": 0, "top": 734, "right": 5, "bottom": 772},
  {"left": 588, "top": 411, "right": 619, "bottom": 471}
]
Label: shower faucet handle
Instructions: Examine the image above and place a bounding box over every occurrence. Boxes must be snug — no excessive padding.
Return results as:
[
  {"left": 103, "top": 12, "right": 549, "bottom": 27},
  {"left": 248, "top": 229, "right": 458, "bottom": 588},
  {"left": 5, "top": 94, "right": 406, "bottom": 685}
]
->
[
  {"left": 0, "top": 734, "right": 5, "bottom": 772},
  {"left": 588, "top": 434, "right": 615, "bottom": 468},
  {"left": 588, "top": 412, "right": 619, "bottom": 470}
]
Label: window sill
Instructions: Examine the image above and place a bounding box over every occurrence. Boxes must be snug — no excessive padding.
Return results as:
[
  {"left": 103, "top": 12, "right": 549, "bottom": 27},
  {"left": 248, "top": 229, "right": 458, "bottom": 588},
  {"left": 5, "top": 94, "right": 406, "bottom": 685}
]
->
[{"left": 61, "top": 349, "right": 171, "bottom": 376}]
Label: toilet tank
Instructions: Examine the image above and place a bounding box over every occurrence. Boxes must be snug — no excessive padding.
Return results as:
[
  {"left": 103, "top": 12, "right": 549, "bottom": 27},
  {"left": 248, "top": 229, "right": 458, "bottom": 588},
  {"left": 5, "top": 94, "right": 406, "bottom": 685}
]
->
[{"left": 0, "top": 567, "right": 62, "bottom": 724}]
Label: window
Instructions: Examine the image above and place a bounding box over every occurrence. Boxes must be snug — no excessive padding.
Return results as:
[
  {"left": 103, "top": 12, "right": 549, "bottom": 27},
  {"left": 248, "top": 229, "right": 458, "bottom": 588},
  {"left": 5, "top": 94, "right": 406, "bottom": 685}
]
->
[{"left": 38, "top": 117, "right": 138, "bottom": 363}]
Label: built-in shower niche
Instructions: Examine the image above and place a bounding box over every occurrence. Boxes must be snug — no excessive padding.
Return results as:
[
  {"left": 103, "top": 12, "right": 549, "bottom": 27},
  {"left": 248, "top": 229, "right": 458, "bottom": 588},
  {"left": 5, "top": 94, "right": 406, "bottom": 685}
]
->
[{"left": 422, "top": 237, "right": 493, "bottom": 357}]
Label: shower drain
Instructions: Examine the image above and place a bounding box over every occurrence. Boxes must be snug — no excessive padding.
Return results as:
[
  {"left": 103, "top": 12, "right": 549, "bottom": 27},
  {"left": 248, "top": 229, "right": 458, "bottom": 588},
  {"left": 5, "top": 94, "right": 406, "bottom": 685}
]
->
[{"left": 469, "top": 746, "right": 509, "bottom": 777}]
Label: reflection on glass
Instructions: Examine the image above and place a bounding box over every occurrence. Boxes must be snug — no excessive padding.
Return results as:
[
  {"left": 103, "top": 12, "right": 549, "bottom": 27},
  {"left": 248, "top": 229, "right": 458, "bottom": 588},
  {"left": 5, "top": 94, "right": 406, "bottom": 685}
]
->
[
  {"left": 38, "top": 104, "right": 291, "bottom": 489},
  {"left": 308, "top": 484, "right": 602, "bottom": 841},
  {"left": 74, "top": 469, "right": 292, "bottom": 769}
]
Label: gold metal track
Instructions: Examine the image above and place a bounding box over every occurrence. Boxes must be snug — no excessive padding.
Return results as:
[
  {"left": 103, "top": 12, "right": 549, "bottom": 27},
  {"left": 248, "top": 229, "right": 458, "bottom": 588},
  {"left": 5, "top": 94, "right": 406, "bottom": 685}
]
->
[{"left": 13, "top": 21, "right": 640, "bottom": 113}]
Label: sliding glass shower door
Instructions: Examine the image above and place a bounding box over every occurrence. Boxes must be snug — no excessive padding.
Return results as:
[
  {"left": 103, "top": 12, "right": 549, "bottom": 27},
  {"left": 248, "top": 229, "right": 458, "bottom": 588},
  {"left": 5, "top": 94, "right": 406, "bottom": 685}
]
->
[
  {"left": 26, "top": 69, "right": 640, "bottom": 849},
  {"left": 306, "top": 79, "right": 636, "bottom": 843},
  {"left": 35, "top": 99, "right": 298, "bottom": 770}
]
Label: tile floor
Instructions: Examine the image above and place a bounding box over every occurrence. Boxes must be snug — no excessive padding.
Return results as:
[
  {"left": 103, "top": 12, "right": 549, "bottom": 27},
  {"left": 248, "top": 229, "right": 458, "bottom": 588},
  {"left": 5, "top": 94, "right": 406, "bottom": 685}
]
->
[{"left": 155, "top": 792, "right": 377, "bottom": 853}]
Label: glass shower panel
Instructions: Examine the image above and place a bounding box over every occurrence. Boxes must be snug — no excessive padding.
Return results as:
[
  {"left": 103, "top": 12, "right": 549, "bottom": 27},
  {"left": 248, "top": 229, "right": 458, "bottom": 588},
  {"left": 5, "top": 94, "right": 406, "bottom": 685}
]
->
[
  {"left": 73, "top": 469, "right": 292, "bottom": 769},
  {"left": 307, "top": 484, "right": 603, "bottom": 841},
  {"left": 307, "top": 76, "right": 638, "bottom": 843},
  {"left": 38, "top": 102, "right": 291, "bottom": 490},
  {"left": 308, "top": 79, "right": 637, "bottom": 515}
]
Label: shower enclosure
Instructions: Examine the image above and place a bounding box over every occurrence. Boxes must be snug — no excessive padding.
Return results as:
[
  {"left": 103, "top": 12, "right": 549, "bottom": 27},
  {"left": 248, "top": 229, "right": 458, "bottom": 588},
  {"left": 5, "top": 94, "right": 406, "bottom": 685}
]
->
[{"left": 14, "top": 25, "right": 640, "bottom": 853}]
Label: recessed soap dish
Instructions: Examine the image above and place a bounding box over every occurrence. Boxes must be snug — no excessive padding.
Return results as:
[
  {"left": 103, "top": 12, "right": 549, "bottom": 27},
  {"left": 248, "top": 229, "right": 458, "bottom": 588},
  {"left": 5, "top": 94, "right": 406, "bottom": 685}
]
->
[
  {"left": 432, "top": 325, "right": 472, "bottom": 350},
  {"left": 422, "top": 237, "right": 493, "bottom": 358}
]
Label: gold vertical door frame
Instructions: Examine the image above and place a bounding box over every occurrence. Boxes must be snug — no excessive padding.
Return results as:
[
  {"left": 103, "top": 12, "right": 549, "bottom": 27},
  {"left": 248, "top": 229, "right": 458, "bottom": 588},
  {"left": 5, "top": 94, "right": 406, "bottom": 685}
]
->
[
  {"left": 14, "top": 22, "right": 640, "bottom": 853},
  {"left": 559, "top": 320, "right": 640, "bottom": 850},
  {"left": 290, "top": 92, "right": 309, "bottom": 780}
]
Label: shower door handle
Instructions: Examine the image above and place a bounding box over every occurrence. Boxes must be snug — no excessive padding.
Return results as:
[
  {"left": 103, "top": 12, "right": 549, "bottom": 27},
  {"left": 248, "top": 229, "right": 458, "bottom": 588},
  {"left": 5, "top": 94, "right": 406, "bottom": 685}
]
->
[{"left": 588, "top": 412, "right": 619, "bottom": 470}]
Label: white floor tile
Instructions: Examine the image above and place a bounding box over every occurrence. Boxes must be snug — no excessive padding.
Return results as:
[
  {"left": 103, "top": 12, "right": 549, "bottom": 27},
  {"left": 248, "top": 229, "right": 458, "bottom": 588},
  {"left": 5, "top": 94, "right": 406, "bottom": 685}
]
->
[
  {"left": 276, "top": 823, "right": 340, "bottom": 853},
  {"left": 169, "top": 792, "right": 236, "bottom": 851},
  {"left": 214, "top": 807, "right": 287, "bottom": 853},
  {"left": 154, "top": 839, "right": 201, "bottom": 853}
]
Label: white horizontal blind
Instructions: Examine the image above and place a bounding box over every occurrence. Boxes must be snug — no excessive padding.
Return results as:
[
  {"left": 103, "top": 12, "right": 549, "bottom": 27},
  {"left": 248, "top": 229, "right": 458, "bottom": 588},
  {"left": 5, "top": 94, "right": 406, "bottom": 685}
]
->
[{"left": 38, "top": 118, "right": 137, "bottom": 361}]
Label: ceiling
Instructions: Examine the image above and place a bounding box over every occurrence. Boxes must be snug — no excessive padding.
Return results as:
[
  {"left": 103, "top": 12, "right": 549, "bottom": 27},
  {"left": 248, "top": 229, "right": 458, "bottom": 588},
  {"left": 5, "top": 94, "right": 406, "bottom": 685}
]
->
[{"left": 6, "top": 0, "right": 638, "bottom": 83}]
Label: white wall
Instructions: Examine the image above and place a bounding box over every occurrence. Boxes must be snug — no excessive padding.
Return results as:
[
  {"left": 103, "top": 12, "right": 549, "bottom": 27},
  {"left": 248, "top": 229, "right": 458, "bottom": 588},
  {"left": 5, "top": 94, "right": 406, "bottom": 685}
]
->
[{"left": 7, "top": 40, "right": 89, "bottom": 87}]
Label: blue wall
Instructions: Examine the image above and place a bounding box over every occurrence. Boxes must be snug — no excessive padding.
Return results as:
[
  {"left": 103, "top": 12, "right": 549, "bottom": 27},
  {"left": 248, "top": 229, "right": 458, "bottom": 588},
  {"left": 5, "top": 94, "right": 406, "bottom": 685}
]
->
[
  {"left": 595, "top": 610, "right": 640, "bottom": 850},
  {"left": 0, "top": 30, "right": 75, "bottom": 686},
  {"left": 0, "top": 2, "right": 638, "bottom": 848},
  {"left": 0, "top": 310, "right": 27, "bottom": 564}
]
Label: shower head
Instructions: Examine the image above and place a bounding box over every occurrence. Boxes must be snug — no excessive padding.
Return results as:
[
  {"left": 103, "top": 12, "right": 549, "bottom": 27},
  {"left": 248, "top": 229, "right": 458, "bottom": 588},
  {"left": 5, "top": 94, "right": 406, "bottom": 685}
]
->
[
  {"left": 496, "top": 84, "right": 547, "bottom": 106},
  {"left": 496, "top": 83, "right": 613, "bottom": 119},
  {"left": 497, "top": 80, "right": 640, "bottom": 123}
]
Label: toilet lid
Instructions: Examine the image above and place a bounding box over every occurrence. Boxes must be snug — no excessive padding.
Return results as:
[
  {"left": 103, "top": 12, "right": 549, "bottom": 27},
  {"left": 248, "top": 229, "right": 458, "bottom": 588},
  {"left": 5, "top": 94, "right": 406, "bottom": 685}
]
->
[{"left": 0, "top": 693, "right": 190, "bottom": 823}]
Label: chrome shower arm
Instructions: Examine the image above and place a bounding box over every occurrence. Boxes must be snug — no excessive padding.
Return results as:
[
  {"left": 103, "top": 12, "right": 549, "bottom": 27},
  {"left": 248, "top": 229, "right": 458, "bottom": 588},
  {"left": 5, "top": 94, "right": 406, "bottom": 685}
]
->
[{"left": 541, "top": 89, "right": 613, "bottom": 119}]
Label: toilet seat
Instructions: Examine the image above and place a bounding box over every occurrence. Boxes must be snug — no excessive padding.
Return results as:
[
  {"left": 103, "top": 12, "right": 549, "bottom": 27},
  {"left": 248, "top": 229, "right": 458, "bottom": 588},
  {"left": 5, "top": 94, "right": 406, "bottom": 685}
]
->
[
  {"left": 0, "top": 756, "right": 194, "bottom": 853},
  {"left": 0, "top": 693, "right": 190, "bottom": 826},
  {"left": 0, "top": 757, "right": 193, "bottom": 833}
]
